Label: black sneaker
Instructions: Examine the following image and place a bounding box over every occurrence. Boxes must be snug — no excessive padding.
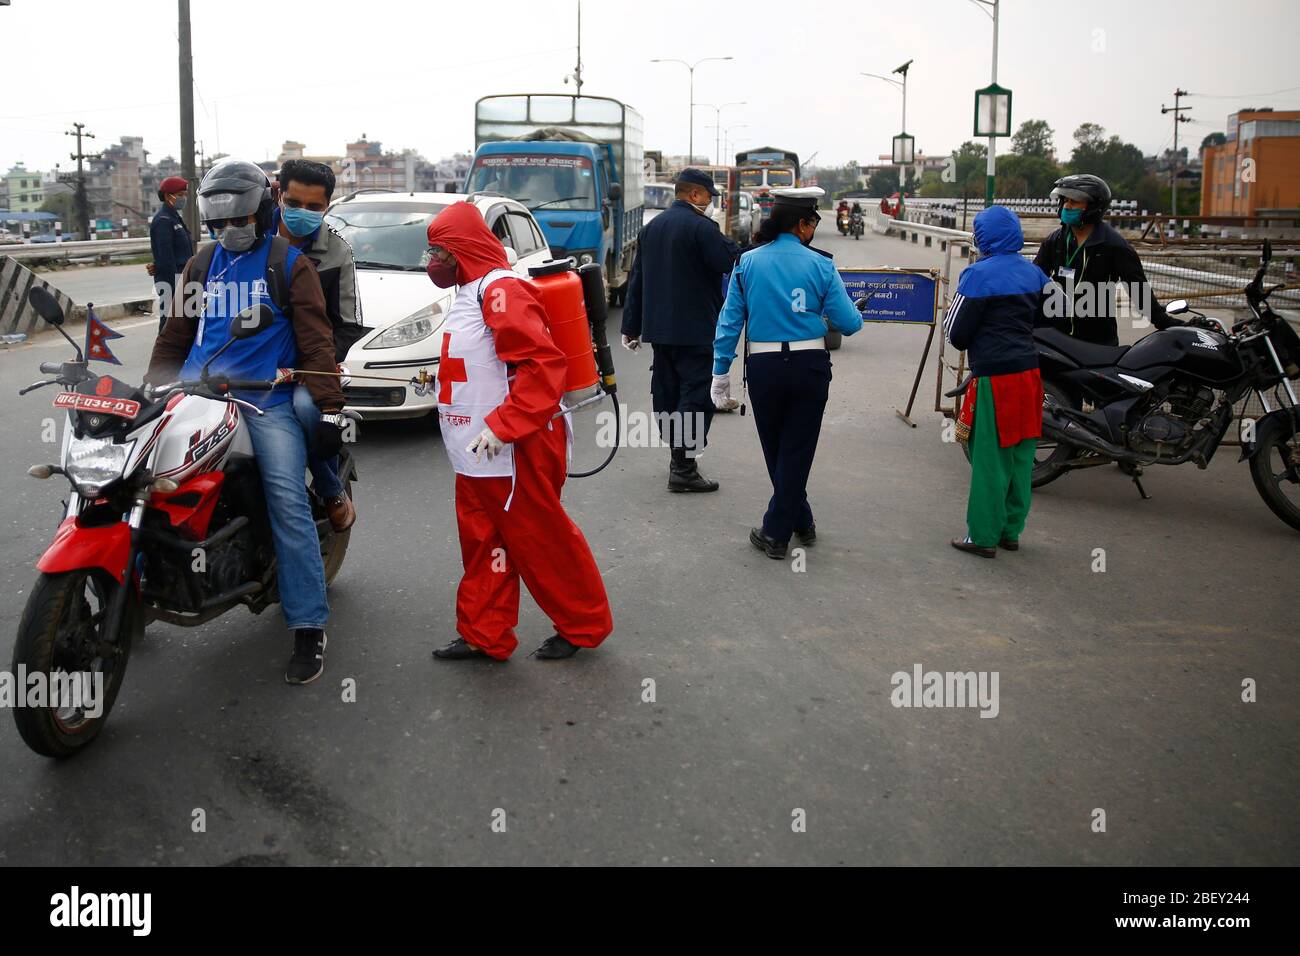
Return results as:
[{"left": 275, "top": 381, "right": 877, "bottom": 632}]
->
[
  {"left": 532, "top": 634, "right": 581, "bottom": 660},
  {"left": 286, "top": 629, "right": 327, "bottom": 684},
  {"left": 749, "top": 527, "right": 788, "bottom": 560}
]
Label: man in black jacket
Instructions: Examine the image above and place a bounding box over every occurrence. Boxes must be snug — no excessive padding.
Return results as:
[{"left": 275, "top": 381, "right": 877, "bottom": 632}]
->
[
  {"left": 147, "top": 176, "right": 192, "bottom": 332},
  {"left": 1034, "top": 174, "right": 1180, "bottom": 345},
  {"left": 622, "top": 169, "right": 740, "bottom": 492}
]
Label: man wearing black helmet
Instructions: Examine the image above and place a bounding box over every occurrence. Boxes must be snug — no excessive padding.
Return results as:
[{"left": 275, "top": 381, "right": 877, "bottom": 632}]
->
[
  {"left": 146, "top": 159, "right": 345, "bottom": 685},
  {"left": 1034, "top": 173, "right": 1180, "bottom": 346}
]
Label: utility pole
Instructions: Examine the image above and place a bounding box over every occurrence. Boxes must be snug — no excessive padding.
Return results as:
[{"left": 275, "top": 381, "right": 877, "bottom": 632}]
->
[
  {"left": 178, "top": 0, "right": 199, "bottom": 241},
  {"left": 986, "top": 0, "right": 999, "bottom": 203},
  {"left": 564, "top": 1, "right": 584, "bottom": 94},
  {"left": 65, "top": 122, "right": 97, "bottom": 241},
  {"left": 1161, "top": 89, "right": 1192, "bottom": 217}
]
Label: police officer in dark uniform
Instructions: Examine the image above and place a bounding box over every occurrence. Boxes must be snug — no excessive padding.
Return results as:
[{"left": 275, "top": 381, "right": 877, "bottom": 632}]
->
[
  {"left": 148, "top": 176, "right": 192, "bottom": 332},
  {"left": 712, "top": 187, "right": 863, "bottom": 558},
  {"left": 622, "top": 168, "right": 740, "bottom": 492}
]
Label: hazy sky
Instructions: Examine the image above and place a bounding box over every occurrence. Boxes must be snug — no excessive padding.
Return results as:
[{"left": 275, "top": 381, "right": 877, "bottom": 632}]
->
[{"left": 2, "top": 0, "right": 1298, "bottom": 176}]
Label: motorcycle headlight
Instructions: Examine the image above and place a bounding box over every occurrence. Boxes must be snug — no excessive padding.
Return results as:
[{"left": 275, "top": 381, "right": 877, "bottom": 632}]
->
[
  {"left": 64, "top": 435, "right": 131, "bottom": 496},
  {"left": 572, "top": 250, "right": 597, "bottom": 267},
  {"left": 365, "top": 302, "right": 444, "bottom": 349}
]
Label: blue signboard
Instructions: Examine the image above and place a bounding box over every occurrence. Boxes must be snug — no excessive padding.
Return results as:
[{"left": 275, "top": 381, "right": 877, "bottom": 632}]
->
[{"left": 837, "top": 269, "right": 939, "bottom": 325}]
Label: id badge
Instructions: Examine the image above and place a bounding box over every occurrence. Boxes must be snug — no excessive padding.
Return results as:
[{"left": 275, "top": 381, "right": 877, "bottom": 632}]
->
[{"left": 1057, "top": 267, "right": 1076, "bottom": 283}]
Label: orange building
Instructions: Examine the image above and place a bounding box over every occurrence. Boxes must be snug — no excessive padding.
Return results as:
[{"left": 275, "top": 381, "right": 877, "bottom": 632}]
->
[{"left": 1201, "top": 109, "right": 1300, "bottom": 217}]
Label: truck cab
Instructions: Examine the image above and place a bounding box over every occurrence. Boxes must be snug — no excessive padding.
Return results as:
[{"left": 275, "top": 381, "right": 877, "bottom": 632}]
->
[{"left": 467, "top": 94, "right": 645, "bottom": 304}]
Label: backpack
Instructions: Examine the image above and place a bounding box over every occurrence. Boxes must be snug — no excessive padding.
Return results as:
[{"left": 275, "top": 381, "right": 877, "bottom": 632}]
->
[{"left": 185, "top": 234, "right": 294, "bottom": 318}]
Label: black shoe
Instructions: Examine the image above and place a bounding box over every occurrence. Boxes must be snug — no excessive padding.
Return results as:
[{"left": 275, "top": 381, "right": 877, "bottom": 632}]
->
[
  {"left": 998, "top": 537, "right": 1019, "bottom": 551},
  {"left": 286, "top": 629, "right": 327, "bottom": 684},
  {"left": 794, "top": 522, "right": 817, "bottom": 546},
  {"left": 432, "top": 637, "right": 494, "bottom": 661},
  {"left": 668, "top": 463, "right": 720, "bottom": 493},
  {"left": 532, "top": 634, "right": 581, "bottom": 660},
  {"left": 749, "top": 527, "right": 788, "bottom": 559},
  {"left": 951, "top": 536, "right": 996, "bottom": 559}
]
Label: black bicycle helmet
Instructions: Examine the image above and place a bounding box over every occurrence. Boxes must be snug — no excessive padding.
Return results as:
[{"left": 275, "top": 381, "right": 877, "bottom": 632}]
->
[
  {"left": 197, "top": 159, "right": 275, "bottom": 235},
  {"left": 1050, "top": 174, "right": 1111, "bottom": 224}
]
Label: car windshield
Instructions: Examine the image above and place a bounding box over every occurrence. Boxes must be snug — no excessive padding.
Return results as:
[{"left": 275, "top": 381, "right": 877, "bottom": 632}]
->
[
  {"left": 325, "top": 202, "right": 450, "bottom": 271},
  {"left": 467, "top": 154, "right": 598, "bottom": 211},
  {"left": 767, "top": 170, "right": 794, "bottom": 187},
  {"left": 644, "top": 185, "right": 673, "bottom": 210},
  {"left": 737, "top": 169, "right": 764, "bottom": 188}
]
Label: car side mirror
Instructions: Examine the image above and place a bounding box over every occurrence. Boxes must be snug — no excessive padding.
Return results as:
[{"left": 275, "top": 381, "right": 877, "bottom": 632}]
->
[
  {"left": 607, "top": 183, "right": 622, "bottom": 202},
  {"left": 28, "top": 286, "right": 65, "bottom": 326},
  {"left": 228, "top": 304, "right": 275, "bottom": 339},
  {"left": 1166, "top": 299, "right": 1189, "bottom": 315},
  {"left": 505, "top": 247, "right": 519, "bottom": 267}
]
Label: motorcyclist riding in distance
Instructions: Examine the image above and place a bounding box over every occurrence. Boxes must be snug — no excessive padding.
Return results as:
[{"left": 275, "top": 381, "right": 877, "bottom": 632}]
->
[{"left": 146, "top": 159, "right": 346, "bottom": 685}]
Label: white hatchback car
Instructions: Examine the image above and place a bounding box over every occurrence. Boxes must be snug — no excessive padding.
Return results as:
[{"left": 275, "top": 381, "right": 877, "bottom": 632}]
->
[{"left": 325, "top": 191, "right": 553, "bottom": 420}]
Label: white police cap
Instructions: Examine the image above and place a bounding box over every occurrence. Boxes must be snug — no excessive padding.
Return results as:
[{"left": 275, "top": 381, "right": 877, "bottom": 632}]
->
[{"left": 771, "top": 186, "right": 825, "bottom": 211}]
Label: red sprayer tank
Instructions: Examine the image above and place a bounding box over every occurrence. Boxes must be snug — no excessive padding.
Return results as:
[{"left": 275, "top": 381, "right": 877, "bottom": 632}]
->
[{"left": 527, "top": 259, "right": 599, "bottom": 393}]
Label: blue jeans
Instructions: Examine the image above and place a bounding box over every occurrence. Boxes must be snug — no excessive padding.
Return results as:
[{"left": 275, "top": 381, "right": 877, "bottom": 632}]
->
[
  {"left": 292, "top": 385, "right": 343, "bottom": 499},
  {"left": 242, "top": 400, "right": 329, "bottom": 630}
]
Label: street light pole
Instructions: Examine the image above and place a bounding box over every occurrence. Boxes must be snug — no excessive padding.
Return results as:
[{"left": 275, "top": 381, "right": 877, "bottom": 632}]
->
[
  {"left": 697, "top": 102, "right": 746, "bottom": 165},
  {"left": 651, "top": 56, "right": 733, "bottom": 163},
  {"left": 178, "top": 0, "right": 199, "bottom": 242},
  {"left": 862, "top": 64, "right": 910, "bottom": 192},
  {"left": 969, "top": 0, "right": 1001, "bottom": 202}
]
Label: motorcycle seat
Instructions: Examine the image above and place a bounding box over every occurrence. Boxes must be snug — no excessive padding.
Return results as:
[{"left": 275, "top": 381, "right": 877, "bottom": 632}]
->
[{"left": 1034, "top": 327, "right": 1129, "bottom": 367}]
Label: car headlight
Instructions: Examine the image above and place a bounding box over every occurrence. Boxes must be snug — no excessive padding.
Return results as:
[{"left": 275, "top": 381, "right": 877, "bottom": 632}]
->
[
  {"left": 364, "top": 302, "right": 444, "bottom": 349},
  {"left": 64, "top": 436, "right": 130, "bottom": 496},
  {"left": 571, "top": 249, "right": 597, "bottom": 267}
]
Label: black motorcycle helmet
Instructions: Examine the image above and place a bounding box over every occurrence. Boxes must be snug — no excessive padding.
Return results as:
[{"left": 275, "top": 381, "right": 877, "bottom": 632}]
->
[
  {"left": 197, "top": 159, "right": 275, "bottom": 236},
  {"left": 1050, "top": 173, "right": 1111, "bottom": 225}
]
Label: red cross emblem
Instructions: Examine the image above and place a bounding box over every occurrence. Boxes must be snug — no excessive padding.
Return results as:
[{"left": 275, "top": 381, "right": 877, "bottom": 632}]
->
[{"left": 437, "top": 331, "right": 466, "bottom": 404}]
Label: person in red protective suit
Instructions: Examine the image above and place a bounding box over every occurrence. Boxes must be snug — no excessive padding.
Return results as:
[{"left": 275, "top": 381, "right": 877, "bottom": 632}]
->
[{"left": 425, "top": 202, "right": 613, "bottom": 661}]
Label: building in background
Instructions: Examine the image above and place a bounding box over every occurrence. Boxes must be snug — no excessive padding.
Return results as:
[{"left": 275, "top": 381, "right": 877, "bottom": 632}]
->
[
  {"left": 4, "top": 164, "right": 45, "bottom": 212},
  {"left": 1201, "top": 109, "right": 1300, "bottom": 217}
]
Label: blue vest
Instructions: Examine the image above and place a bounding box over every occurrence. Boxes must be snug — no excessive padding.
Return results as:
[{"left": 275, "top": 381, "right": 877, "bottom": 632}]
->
[{"left": 180, "top": 235, "right": 300, "bottom": 408}]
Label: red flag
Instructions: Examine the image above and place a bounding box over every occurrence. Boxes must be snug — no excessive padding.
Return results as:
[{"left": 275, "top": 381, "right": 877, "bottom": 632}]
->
[{"left": 84, "top": 306, "right": 123, "bottom": 366}]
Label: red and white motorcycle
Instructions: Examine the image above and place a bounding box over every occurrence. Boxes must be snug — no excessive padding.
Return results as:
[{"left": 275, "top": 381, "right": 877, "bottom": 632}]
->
[{"left": 12, "top": 287, "right": 356, "bottom": 757}]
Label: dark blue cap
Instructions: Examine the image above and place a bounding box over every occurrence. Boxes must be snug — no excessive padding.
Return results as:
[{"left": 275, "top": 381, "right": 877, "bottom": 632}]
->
[{"left": 675, "top": 168, "right": 719, "bottom": 197}]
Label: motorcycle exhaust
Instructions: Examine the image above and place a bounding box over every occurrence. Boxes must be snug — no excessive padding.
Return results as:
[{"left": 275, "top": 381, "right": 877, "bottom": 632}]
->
[{"left": 1043, "top": 412, "right": 1132, "bottom": 461}]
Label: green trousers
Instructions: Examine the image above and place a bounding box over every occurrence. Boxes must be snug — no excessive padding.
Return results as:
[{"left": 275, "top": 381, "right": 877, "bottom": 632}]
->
[{"left": 966, "top": 376, "right": 1037, "bottom": 548}]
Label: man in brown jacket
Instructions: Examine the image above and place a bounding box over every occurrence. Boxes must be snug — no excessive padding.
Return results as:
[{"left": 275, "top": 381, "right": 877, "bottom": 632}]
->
[{"left": 146, "top": 159, "right": 345, "bottom": 685}]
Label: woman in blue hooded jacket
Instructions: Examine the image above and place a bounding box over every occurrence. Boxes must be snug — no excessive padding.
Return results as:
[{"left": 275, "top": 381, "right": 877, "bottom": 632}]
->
[{"left": 942, "top": 205, "right": 1049, "bottom": 558}]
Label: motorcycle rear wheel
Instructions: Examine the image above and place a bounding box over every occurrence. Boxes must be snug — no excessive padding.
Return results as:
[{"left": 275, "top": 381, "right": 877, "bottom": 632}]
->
[
  {"left": 1249, "top": 415, "right": 1300, "bottom": 532},
  {"left": 11, "top": 569, "right": 139, "bottom": 758}
]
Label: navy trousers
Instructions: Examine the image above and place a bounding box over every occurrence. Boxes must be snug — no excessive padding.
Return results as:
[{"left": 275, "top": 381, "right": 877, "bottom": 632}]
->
[
  {"left": 649, "top": 344, "right": 715, "bottom": 460},
  {"left": 746, "top": 348, "right": 831, "bottom": 542}
]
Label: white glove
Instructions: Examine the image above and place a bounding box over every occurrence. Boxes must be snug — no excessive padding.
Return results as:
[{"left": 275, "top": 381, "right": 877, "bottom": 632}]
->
[
  {"left": 710, "top": 373, "right": 732, "bottom": 409},
  {"left": 621, "top": 334, "right": 641, "bottom": 351},
  {"left": 466, "top": 426, "right": 505, "bottom": 462}
]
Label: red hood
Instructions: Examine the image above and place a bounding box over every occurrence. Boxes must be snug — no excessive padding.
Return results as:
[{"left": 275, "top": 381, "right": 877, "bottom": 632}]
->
[{"left": 425, "top": 201, "right": 510, "bottom": 285}]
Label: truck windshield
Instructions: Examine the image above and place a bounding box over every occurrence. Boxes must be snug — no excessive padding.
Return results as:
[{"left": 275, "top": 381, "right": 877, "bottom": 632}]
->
[
  {"left": 325, "top": 202, "right": 449, "bottom": 271},
  {"left": 738, "top": 169, "right": 764, "bottom": 188},
  {"left": 468, "top": 154, "right": 598, "bottom": 212},
  {"left": 767, "top": 170, "right": 794, "bottom": 187}
]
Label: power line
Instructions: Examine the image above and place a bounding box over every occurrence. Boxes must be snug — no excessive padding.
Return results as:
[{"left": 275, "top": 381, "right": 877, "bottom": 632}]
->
[{"left": 1186, "top": 84, "right": 1300, "bottom": 99}]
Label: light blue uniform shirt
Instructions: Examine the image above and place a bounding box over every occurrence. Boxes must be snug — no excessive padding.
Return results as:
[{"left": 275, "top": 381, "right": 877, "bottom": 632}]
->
[{"left": 713, "top": 232, "right": 863, "bottom": 375}]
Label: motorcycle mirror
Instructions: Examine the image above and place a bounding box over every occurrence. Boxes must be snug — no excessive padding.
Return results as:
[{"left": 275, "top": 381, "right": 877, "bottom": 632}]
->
[
  {"left": 27, "top": 286, "right": 65, "bottom": 326},
  {"left": 1262, "top": 238, "right": 1272, "bottom": 264},
  {"left": 607, "top": 183, "right": 622, "bottom": 202},
  {"left": 1166, "top": 299, "right": 1190, "bottom": 315},
  {"left": 228, "top": 304, "right": 275, "bottom": 340}
]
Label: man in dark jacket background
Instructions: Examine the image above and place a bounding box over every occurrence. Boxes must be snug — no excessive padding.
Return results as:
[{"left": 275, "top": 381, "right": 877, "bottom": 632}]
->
[
  {"left": 1034, "top": 173, "right": 1179, "bottom": 345},
  {"left": 621, "top": 169, "right": 740, "bottom": 492},
  {"left": 147, "top": 176, "right": 192, "bottom": 331}
]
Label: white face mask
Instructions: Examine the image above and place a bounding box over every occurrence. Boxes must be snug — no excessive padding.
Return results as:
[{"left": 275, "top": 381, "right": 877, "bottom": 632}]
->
[{"left": 689, "top": 198, "right": 713, "bottom": 217}]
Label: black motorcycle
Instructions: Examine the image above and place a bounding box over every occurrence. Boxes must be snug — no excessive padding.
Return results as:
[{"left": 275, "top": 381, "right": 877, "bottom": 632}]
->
[
  {"left": 1029, "top": 241, "right": 1300, "bottom": 531},
  {"left": 850, "top": 209, "right": 865, "bottom": 240}
]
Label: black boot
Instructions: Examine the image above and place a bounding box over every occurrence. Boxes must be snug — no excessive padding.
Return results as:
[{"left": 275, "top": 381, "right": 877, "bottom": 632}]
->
[
  {"left": 749, "top": 528, "right": 788, "bottom": 559},
  {"left": 668, "top": 449, "right": 719, "bottom": 493}
]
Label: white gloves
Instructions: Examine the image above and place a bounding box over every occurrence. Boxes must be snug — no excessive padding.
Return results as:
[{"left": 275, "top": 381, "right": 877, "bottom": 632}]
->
[
  {"left": 621, "top": 334, "right": 641, "bottom": 351},
  {"left": 711, "top": 373, "right": 736, "bottom": 410},
  {"left": 466, "top": 426, "right": 505, "bottom": 462}
]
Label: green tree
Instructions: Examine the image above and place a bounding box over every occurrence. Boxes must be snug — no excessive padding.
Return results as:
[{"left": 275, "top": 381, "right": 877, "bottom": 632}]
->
[
  {"left": 1200, "top": 132, "right": 1226, "bottom": 149},
  {"left": 866, "top": 167, "right": 898, "bottom": 196},
  {"left": 39, "top": 190, "right": 76, "bottom": 225},
  {"left": 995, "top": 154, "right": 1061, "bottom": 197},
  {"left": 1068, "top": 123, "right": 1148, "bottom": 198},
  {"left": 1011, "top": 119, "right": 1056, "bottom": 159}
]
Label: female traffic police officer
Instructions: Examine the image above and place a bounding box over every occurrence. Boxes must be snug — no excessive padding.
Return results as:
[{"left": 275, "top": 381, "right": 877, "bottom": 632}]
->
[{"left": 711, "top": 187, "right": 863, "bottom": 559}]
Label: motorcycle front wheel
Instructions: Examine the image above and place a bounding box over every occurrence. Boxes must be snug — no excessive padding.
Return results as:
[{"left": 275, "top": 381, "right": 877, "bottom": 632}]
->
[
  {"left": 1249, "top": 415, "right": 1300, "bottom": 532},
  {"left": 11, "top": 569, "right": 139, "bottom": 758}
]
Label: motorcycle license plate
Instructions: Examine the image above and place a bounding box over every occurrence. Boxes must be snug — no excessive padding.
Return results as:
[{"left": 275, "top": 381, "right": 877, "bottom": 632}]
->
[{"left": 53, "top": 391, "right": 141, "bottom": 420}]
